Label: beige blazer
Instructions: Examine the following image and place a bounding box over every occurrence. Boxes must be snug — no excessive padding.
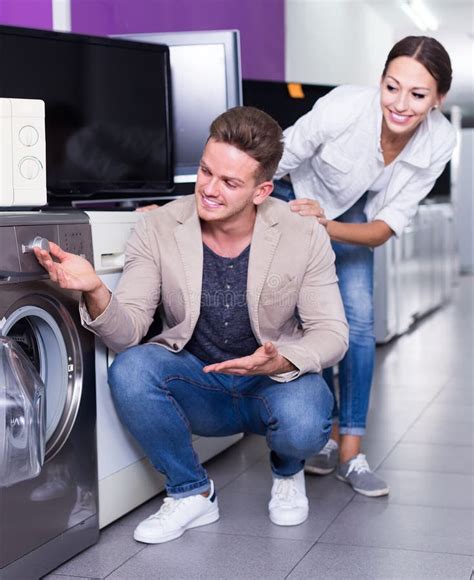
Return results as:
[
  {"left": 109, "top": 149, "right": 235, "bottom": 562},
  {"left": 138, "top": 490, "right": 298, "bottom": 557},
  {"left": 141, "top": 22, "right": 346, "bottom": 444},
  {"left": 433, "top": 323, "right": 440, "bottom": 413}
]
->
[{"left": 81, "top": 195, "right": 348, "bottom": 382}]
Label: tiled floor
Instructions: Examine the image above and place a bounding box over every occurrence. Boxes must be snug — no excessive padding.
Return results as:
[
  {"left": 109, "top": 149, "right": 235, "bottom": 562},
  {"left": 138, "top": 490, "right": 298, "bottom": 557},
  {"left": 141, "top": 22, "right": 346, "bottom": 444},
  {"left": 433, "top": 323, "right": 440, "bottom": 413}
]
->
[{"left": 45, "top": 276, "right": 474, "bottom": 579}]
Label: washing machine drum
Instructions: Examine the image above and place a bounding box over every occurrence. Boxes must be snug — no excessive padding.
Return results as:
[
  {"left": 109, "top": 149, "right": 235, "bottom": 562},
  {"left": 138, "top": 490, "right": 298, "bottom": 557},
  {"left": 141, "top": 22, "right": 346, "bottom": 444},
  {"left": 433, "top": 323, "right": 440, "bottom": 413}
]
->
[{"left": 0, "top": 337, "right": 46, "bottom": 487}]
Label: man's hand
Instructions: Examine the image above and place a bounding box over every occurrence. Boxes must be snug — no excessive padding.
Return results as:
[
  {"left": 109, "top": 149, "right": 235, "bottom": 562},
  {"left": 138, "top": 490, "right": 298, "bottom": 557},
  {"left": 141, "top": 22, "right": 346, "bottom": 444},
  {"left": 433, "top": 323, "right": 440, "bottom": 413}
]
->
[
  {"left": 34, "top": 242, "right": 101, "bottom": 292},
  {"left": 203, "top": 342, "right": 296, "bottom": 376},
  {"left": 34, "top": 242, "right": 111, "bottom": 319},
  {"left": 289, "top": 198, "right": 328, "bottom": 226}
]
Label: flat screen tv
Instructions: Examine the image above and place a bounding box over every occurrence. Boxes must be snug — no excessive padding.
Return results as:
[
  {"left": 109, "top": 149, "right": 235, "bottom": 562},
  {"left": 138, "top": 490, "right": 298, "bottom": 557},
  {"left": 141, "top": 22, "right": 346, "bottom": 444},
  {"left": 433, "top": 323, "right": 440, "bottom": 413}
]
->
[
  {"left": 0, "top": 25, "right": 173, "bottom": 204},
  {"left": 243, "top": 79, "right": 336, "bottom": 130},
  {"left": 425, "top": 161, "right": 451, "bottom": 201},
  {"left": 118, "top": 30, "right": 242, "bottom": 187}
]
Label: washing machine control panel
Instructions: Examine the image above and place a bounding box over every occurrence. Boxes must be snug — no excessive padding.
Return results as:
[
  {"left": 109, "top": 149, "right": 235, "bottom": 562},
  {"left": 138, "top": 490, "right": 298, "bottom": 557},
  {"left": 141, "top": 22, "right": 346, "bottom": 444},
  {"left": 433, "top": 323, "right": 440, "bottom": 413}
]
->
[
  {"left": 59, "top": 226, "right": 94, "bottom": 262},
  {"left": 0, "top": 216, "right": 94, "bottom": 278}
]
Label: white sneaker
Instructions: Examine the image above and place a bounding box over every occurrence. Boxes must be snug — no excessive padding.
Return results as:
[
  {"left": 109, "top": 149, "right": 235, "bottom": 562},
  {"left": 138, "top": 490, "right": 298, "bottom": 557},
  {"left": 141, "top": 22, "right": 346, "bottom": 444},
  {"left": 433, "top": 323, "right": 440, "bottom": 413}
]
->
[
  {"left": 268, "top": 469, "right": 309, "bottom": 526},
  {"left": 133, "top": 480, "right": 219, "bottom": 544}
]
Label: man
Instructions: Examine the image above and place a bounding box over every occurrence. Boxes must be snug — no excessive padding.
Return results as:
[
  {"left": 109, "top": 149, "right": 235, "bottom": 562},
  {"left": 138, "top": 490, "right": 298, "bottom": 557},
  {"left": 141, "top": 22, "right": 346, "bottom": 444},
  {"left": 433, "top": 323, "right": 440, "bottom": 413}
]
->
[{"left": 34, "top": 106, "right": 348, "bottom": 544}]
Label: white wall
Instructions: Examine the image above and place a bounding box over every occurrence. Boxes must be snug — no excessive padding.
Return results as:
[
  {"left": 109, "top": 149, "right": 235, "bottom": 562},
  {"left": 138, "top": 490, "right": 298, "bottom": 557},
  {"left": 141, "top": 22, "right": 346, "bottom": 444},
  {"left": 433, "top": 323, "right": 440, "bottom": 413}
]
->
[
  {"left": 455, "top": 129, "right": 474, "bottom": 273},
  {"left": 285, "top": 0, "right": 395, "bottom": 86}
]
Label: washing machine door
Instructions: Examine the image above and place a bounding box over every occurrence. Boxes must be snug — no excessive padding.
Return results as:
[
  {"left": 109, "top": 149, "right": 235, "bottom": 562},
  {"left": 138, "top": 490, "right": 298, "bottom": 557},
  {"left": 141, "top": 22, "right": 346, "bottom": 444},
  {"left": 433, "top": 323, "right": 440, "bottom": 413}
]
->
[
  {"left": 0, "top": 338, "right": 46, "bottom": 487},
  {"left": 0, "top": 294, "right": 84, "bottom": 464}
]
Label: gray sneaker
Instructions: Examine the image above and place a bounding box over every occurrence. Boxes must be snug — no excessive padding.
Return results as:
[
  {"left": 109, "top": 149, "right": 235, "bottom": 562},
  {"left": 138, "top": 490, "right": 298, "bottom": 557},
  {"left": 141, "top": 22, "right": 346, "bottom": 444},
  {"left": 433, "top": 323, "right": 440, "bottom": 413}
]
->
[
  {"left": 304, "top": 439, "right": 339, "bottom": 475},
  {"left": 337, "top": 453, "right": 390, "bottom": 497}
]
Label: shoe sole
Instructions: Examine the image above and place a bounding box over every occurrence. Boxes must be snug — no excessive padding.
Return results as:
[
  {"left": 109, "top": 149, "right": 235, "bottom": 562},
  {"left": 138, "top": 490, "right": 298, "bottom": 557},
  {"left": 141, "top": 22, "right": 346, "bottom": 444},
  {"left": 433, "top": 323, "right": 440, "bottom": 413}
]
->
[
  {"left": 336, "top": 474, "right": 390, "bottom": 497},
  {"left": 133, "top": 507, "right": 220, "bottom": 544},
  {"left": 304, "top": 465, "right": 336, "bottom": 475},
  {"left": 269, "top": 510, "right": 309, "bottom": 527}
]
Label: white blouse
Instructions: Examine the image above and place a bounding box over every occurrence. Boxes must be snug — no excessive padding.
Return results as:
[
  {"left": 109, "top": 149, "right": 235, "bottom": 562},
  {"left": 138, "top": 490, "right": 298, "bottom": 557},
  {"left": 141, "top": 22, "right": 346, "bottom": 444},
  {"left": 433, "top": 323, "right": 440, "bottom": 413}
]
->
[
  {"left": 369, "top": 161, "right": 395, "bottom": 194},
  {"left": 275, "top": 85, "right": 456, "bottom": 237}
]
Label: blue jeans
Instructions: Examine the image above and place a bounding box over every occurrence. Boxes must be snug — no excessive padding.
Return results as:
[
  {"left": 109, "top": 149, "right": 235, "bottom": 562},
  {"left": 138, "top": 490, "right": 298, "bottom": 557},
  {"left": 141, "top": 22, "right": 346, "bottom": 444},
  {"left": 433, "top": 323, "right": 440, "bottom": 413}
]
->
[
  {"left": 322, "top": 195, "right": 375, "bottom": 436},
  {"left": 272, "top": 180, "right": 375, "bottom": 435},
  {"left": 272, "top": 178, "right": 296, "bottom": 202},
  {"left": 108, "top": 345, "right": 333, "bottom": 497}
]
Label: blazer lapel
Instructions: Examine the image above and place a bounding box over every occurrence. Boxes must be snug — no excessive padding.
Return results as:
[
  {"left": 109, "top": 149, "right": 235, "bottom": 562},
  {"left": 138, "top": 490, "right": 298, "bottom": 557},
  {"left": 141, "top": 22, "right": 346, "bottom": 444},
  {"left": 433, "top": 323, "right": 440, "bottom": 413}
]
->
[
  {"left": 247, "top": 203, "right": 281, "bottom": 338},
  {"left": 174, "top": 199, "right": 203, "bottom": 332}
]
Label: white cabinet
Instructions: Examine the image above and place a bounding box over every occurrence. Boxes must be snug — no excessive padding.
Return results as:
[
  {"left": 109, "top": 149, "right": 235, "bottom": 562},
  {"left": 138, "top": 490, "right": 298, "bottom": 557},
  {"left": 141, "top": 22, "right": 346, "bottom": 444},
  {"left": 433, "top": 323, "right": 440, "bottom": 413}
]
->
[
  {"left": 374, "top": 237, "right": 398, "bottom": 343},
  {"left": 375, "top": 203, "right": 456, "bottom": 343}
]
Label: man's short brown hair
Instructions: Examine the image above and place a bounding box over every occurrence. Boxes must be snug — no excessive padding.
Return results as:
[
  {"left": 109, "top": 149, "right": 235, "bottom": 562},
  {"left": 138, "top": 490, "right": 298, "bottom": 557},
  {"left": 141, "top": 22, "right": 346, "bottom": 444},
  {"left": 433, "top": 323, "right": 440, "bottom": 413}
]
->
[{"left": 209, "top": 106, "right": 284, "bottom": 183}]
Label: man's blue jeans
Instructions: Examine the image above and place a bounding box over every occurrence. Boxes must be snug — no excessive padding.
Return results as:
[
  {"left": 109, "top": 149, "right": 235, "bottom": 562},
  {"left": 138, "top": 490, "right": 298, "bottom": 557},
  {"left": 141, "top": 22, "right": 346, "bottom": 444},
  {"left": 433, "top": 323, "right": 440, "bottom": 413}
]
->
[
  {"left": 108, "top": 344, "right": 333, "bottom": 497},
  {"left": 272, "top": 180, "right": 375, "bottom": 436}
]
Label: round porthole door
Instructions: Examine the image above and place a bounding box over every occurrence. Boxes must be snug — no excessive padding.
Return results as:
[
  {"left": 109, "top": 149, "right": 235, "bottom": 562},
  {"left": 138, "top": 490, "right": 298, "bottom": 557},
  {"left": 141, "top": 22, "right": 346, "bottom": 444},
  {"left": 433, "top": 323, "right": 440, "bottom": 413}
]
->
[{"left": 1, "top": 294, "right": 83, "bottom": 462}]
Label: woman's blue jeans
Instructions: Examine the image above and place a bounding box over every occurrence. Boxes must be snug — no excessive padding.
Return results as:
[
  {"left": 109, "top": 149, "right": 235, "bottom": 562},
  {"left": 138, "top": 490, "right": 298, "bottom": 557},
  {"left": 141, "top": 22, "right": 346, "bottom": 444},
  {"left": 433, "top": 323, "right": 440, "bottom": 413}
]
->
[
  {"left": 108, "top": 344, "right": 333, "bottom": 497},
  {"left": 273, "top": 180, "right": 375, "bottom": 436}
]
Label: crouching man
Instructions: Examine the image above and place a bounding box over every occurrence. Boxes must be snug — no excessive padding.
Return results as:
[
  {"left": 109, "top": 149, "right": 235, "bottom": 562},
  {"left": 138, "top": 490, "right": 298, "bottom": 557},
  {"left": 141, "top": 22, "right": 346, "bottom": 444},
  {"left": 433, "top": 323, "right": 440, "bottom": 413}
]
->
[{"left": 34, "top": 107, "right": 348, "bottom": 544}]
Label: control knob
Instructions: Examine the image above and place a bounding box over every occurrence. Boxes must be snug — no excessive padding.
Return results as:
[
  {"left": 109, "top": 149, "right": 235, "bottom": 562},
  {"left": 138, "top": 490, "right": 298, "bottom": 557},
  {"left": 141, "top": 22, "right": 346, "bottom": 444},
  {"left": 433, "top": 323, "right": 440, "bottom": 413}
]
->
[
  {"left": 22, "top": 236, "right": 51, "bottom": 254},
  {"left": 19, "top": 156, "right": 42, "bottom": 180},
  {"left": 19, "top": 125, "right": 39, "bottom": 147}
]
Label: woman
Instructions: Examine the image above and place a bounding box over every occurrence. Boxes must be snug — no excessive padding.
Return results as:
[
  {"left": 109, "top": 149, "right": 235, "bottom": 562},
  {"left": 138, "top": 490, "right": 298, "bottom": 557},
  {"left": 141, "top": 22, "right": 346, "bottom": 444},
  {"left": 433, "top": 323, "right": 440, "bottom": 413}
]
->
[{"left": 274, "top": 36, "right": 456, "bottom": 497}]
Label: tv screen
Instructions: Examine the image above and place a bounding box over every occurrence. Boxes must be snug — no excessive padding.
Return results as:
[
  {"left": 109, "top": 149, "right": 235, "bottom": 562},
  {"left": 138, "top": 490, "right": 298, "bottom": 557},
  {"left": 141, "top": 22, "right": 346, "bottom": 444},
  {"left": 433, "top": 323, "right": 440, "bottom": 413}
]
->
[
  {"left": 118, "top": 30, "right": 242, "bottom": 186},
  {"left": 0, "top": 25, "right": 173, "bottom": 204},
  {"left": 425, "top": 161, "right": 451, "bottom": 201},
  {"left": 243, "top": 79, "right": 335, "bottom": 130}
]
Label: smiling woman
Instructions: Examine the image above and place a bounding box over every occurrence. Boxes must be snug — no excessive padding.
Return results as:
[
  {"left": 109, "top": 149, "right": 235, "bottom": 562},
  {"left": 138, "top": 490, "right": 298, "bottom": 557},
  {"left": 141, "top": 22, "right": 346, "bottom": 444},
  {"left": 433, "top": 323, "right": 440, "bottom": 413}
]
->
[
  {"left": 379, "top": 36, "right": 452, "bottom": 165},
  {"left": 380, "top": 56, "right": 442, "bottom": 162},
  {"left": 274, "top": 35, "right": 456, "bottom": 498}
]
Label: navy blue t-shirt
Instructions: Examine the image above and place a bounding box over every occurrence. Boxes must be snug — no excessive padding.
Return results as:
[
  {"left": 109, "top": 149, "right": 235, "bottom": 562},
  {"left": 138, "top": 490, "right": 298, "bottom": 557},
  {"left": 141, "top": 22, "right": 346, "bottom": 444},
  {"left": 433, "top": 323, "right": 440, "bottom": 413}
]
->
[{"left": 185, "top": 243, "right": 259, "bottom": 364}]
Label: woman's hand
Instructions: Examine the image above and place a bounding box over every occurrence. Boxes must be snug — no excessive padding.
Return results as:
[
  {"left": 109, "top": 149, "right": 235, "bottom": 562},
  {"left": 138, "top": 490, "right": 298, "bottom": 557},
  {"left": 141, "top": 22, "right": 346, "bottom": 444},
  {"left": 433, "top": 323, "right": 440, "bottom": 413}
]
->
[
  {"left": 136, "top": 204, "right": 159, "bottom": 213},
  {"left": 289, "top": 198, "right": 328, "bottom": 226}
]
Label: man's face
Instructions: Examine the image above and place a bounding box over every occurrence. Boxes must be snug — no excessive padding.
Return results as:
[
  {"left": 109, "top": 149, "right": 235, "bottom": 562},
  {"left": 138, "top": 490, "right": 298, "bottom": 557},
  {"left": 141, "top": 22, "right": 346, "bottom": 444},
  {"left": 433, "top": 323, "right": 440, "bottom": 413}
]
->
[{"left": 195, "top": 138, "right": 270, "bottom": 225}]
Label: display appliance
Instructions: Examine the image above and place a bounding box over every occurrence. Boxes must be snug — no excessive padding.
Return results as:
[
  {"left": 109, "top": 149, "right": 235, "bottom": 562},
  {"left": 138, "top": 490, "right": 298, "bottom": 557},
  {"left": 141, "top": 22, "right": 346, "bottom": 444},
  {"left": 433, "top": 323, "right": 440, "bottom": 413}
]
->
[
  {"left": 0, "top": 211, "right": 98, "bottom": 580},
  {"left": 0, "top": 97, "right": 46, "bottom": 208},
  {"left": 0, "top": 25, "right": 173, "bottom": 205},
  {"left": 117, "top": 30, "right": 242, "bottom": 188}
]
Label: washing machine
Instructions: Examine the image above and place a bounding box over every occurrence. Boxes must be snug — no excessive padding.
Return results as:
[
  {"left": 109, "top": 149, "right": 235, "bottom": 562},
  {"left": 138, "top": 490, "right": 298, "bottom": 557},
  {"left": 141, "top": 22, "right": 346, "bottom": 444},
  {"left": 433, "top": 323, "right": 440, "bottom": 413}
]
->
[
  {"left": 86, "top": 210, "right": 243, "bottom": 528},
  {"left": 374, "top": 237, "right": 398, "bottom": 344},
  {"left": 0, "top": 211, "right": 98, "bottom": 580}
]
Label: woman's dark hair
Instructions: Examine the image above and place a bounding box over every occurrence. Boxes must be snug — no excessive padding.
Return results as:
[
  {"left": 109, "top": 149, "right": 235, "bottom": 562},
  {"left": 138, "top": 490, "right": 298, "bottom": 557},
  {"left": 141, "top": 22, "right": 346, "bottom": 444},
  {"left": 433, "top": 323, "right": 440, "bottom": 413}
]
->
[{"left": 382, "top": 36, "right": 452, "bottom": 95}]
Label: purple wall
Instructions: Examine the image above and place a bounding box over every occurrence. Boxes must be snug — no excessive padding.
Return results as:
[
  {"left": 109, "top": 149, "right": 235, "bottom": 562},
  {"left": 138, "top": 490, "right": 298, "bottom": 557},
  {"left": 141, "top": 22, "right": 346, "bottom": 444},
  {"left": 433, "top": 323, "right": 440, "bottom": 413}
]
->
[
  {"left": 71, "top": 0, "right": 285, "bottom": 81},
  {"left": 0, "top": 0, "right": 52, "bottom": 29}
]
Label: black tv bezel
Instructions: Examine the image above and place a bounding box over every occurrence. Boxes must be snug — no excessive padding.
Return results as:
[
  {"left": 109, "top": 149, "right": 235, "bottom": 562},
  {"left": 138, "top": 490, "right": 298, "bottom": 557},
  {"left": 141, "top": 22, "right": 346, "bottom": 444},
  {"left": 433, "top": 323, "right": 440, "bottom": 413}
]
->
[{"left": 0, "top": 24, "right": 175, "bottom": 202}]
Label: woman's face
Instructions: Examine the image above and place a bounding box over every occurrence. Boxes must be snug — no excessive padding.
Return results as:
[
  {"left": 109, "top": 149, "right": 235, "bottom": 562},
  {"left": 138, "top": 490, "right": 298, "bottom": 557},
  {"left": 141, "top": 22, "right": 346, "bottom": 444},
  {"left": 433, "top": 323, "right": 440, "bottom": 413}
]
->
[{"left": 380, "top": 56, "right": 443, "bottom": 138}]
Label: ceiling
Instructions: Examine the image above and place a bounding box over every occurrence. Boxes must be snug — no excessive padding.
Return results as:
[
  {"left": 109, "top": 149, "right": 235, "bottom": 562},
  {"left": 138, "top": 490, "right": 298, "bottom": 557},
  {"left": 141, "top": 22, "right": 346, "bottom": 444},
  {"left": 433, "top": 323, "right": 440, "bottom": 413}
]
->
[{"left": 367, "top": 0, "right": 474, "bottom": 123}]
